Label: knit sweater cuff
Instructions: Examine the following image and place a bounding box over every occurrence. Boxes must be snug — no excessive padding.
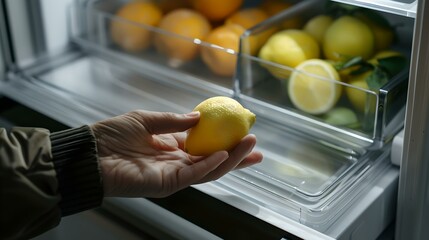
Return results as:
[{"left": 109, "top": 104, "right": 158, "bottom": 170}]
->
[{"left": 50, "top": 125, "right": 103, "bottom": 216}]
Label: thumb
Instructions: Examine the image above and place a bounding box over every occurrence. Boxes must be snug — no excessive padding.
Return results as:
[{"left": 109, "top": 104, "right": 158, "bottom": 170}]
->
[{"left": 139, "top": 110, "right": 200, "bottom": 134}]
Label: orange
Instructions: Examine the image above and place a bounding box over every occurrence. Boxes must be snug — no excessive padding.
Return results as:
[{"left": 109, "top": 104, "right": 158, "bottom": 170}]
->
[
  {"left": 190, "top": 0, "right": 244, "bottom": 22},
  {"left": 225, "top": 8, "right": 269, "bottom": 29},
  {"left": 154, "top": 9, "right": 211, "bottom": 64},
  {"left": 110, "top": 1, "right": 163, "bottom": 52},
  {"left": 259, "top": 0, "right": 293, "bottom": 16},
  {"left": 201, "top": 24, "right": 245, "bottom": 77},
  {"left": 156, "top": 0, "right": 191, "bottom": 13},
  {"left": 259, "top": 0, "right": 302, "bottom": 29},
  {"left": 225, "top": 8, "right": 270, "bottom": 55}
]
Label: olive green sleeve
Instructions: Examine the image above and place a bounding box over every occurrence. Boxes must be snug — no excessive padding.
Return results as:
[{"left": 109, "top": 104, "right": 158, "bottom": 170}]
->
[
  {"left": 0, "top": 127, "right": 61, "bottom": 240},
  {"left": 0, "top": 126, "right": 103, "bottom": 240}
]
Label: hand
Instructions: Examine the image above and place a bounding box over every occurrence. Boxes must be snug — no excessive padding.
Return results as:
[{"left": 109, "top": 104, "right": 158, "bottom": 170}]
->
[{"left": 91, "top": 110, "right": 263, "bottom": 198}]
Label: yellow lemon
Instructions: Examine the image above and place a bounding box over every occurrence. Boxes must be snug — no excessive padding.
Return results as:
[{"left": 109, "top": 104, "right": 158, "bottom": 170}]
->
[
  {"left": 355, "top": 12, "right": 395, "bottom": 51},
  {"left": 259, "top": 29, "right": 320, "bottom": 79},
  {"left": 323, "top": 16, "right": 375, "bottom": 61},
  {"left": 185, "top": 96, "right": 256, "bottom": 156},
  {"left": 346, "top": 71, "right": 376, "bottom": 113},
  {"left": 368, "top": 50, "right": 403, "bottom": 65},
  {"left": 303, "top": 15, "right": 334, "bottom": 44},
  {"left": 288, "top": 59, "right": 342, "bottom": 115}
]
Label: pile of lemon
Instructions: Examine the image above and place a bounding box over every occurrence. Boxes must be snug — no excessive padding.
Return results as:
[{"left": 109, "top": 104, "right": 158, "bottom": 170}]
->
[
  {"left": 258, "top": 6, "right": 406, "bottom": 125},
  {"left": 110, "top": 0, "right": 299, "bottom": 77}
]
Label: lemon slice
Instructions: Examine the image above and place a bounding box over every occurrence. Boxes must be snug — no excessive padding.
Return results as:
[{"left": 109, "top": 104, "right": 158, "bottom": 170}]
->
[{"left": 288, "top": 59, "right": 342, "bottom": 115}]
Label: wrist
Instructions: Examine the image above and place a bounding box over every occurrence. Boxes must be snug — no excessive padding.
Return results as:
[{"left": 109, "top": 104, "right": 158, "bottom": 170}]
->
[{"left": 50, "top": 125, "right": 103, "bottom": 216}]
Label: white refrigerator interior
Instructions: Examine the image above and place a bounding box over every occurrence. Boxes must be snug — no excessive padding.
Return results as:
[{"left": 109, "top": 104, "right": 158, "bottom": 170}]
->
[{"left": 0, "top": 0, "right": 426, "bottom": 239}]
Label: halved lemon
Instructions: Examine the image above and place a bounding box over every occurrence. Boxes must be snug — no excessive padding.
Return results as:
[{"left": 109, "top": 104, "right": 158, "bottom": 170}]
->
[{"left": 288, "top": 59, "right": 342, "bottom": 115}]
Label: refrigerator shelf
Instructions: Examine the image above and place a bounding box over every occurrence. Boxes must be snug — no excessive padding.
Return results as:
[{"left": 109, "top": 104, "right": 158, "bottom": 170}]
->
[{"left": 331, "top": 0, "right": 417, "bottom": 18}]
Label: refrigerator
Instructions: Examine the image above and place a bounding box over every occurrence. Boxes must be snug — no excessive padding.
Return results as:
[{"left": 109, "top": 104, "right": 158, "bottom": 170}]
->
[{"left": 0, "top": 0, "right": 427, "bottom": 239}]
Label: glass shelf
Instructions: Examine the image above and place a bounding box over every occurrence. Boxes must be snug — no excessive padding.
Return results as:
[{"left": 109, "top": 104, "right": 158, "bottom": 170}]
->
[{"left": 331, "top": 0, "right": 417, "bottom": 18}]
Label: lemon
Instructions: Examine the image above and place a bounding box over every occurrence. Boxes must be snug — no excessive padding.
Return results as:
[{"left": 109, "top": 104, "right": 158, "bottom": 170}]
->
[
  {"left": 323, "top": 16, "right": 375, "bottom": 61},
  {"left": 288, "top": 59, "right": 342, "bottom": 115},
  {"left": 258, "top": 29, "right": 320, "bottom": 79},
  {"left": 346, "top": 71, "right": 376, "bottom": 113},
  {"left": 185, "top": 96, "right": 256, "bottom": 156},
  {"left": 303, "top": 15, "right": 334, "bottom": 44},
  {"left": 355, "top": 12, "right": 395, "bottom": 51},
  {"left": 368, "top": 50, "right": 402, "bottom": 65}
]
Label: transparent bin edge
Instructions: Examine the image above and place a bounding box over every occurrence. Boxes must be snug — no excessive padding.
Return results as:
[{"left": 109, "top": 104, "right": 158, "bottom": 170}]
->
[
  {"left": 215, "top": 146, "right": 391, "bottom": 232},
  {"left": 70, "top": 0, "right": 247, "bottom": 94},
  {"left": 236, "top": 0, "right": 409, "bottom": 148}
]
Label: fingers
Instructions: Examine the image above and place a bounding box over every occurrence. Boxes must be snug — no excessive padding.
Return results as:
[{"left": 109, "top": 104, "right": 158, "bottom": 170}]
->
[
  {"left": 176, "top": 151, "right": 230, "bottom": 188},
  {"left": 131, "top": 110, "right": 200, "bottom": 134},
  {"left": 197, "top": 134, "right": 258, "bottom": 182},
  {"left": 233, "top": 151, "right": 263, "bottom": 170}
]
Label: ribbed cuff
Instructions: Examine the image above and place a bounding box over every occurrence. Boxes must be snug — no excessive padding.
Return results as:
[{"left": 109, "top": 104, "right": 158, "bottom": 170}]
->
[{"left": 50, "top": 125, "right": 103, "bottom": 216}]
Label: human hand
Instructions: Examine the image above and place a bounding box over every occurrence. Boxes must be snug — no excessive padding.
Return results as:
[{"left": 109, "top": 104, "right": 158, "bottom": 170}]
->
[{"left": 91, "top": 110, "right": 263, "bottom": 198}]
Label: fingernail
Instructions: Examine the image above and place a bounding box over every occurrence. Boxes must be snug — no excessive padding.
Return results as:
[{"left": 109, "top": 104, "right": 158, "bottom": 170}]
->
[{"left": 186, "top": 111, "right": 200, "bottom": 117}]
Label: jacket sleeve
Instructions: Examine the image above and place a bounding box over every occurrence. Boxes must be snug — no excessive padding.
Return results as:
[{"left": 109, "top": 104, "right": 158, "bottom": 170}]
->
[{"left": 0, "top": 126, "right": 103, "bottom": 240}]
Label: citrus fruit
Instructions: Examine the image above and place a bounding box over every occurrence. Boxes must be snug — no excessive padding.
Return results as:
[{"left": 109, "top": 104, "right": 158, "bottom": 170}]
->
[
  {"left": 323, "top": 16, "right": 375, "bottom": 61},
  {"left": 201, "top": 24, "right": 245, "bottom": 77},
  {"left": 346, "top": 70, "right": 376, "bottom": 113},
  {"left": 323, "top": 107, "right": 359, "bottom": 128},
  {"left": 368, "top": 50, "right": 403, "bottom": 65},
  {"left": 185, "top": 96, "right": 256, "bottom": 156},
  {"left": 288, "top": 59, "right": 342, "bottom": 115},
  {"left": 225, "top": 8, "right": 269, "bottom": 29},
  {"left": 303, "top": 15, "right": 334, "bottom": 44},
  {"left": 190, "top": 0, "right": 244, "bottom": 22},
  {"left": 259, "top": 0, "right": 293, "bottom": 16},
  {"left": 154, "top": 9, "right": 211, "bottom": 64},
  {"left": 156, "top": 0, "right": 191, "bottom": 13},
  {"left": 225, "top": 8, "right": 270, "bottom": 55},
  {"left": 258, "top": 29, "right": 320, "bottom": 79},
  {"left": 355, "top": 12, "right": 395, "bottom": 51},
  {"left": 110, "top": 1, "right": 163, "bottom": 52},
  {"left": 259, "top": 0, "right": 302, "bottom": 29}
]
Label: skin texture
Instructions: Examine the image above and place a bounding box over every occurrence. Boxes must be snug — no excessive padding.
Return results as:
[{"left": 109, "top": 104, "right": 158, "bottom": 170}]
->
[{"left": 91, "top": 110, "right": 263, "bottom": 198}]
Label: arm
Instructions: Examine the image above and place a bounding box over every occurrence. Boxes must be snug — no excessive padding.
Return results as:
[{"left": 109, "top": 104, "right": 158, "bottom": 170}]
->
[
  {"left": 0, "top": 126, "right": 103, "bottom": 240},
  {"left": 0, "top": 110, "right": 262, "bottom": 239}
]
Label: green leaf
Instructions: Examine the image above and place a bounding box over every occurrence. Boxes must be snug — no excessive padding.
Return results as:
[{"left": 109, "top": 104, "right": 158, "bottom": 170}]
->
[
  {"left": 366, "top": 67, "right": 389, "bottom": 90},
  {"left": 377, "top": 55, "right": 408, "bottom": 77},
  {"left": 341, "top": 56, "right": 364, "bottom": 69}
]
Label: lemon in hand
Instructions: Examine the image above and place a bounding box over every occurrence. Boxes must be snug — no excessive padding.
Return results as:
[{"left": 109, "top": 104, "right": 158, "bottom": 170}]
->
[
  {"left": 288, "top": 59, "right": 342, "bottom": 115},
  {"left": 258, "top": 29, "right": 320, "bottom": 79},
  {"left": 185, "top": 96, "right": 256, "bottom": 156}
]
